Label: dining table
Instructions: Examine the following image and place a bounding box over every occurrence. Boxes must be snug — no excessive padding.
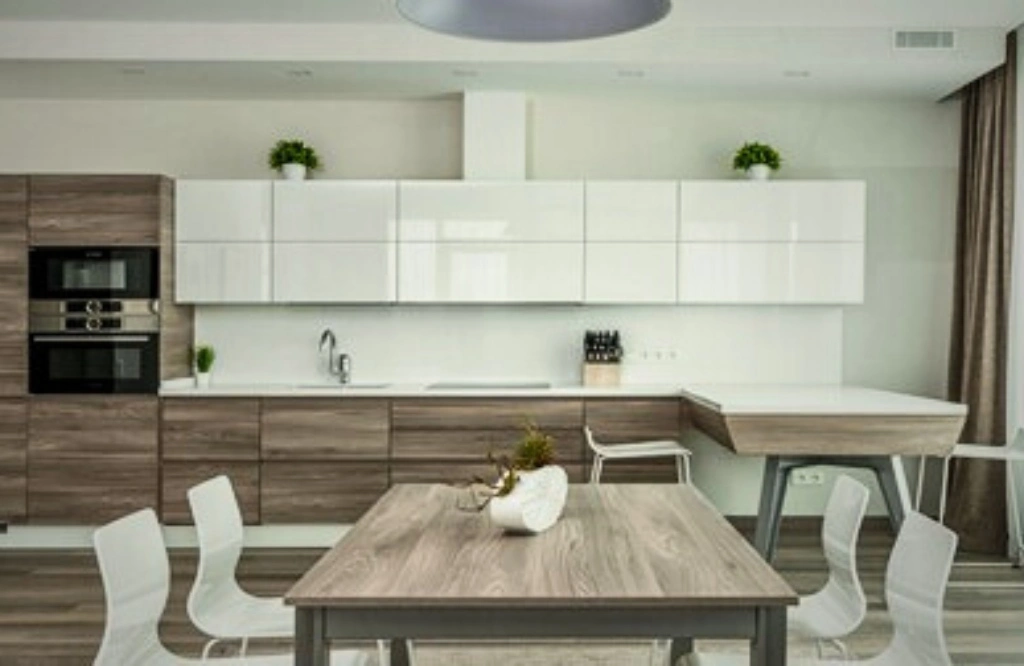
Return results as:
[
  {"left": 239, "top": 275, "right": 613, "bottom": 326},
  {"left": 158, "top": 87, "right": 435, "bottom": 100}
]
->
[{"left": 286, "top": 483, "right": 797, "bottom": 666}]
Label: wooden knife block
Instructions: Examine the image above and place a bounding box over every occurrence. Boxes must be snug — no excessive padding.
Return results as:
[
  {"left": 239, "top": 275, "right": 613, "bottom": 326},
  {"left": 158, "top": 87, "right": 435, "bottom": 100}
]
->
[{"left": 583, "top": 363, "right": 621, "bottom": 388}]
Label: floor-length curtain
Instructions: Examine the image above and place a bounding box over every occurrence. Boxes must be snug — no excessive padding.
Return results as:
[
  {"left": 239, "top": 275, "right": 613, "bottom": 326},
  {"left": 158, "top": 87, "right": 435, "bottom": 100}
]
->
[{"left": 946, "top": 32, "right": 1017, "bottom": 554}]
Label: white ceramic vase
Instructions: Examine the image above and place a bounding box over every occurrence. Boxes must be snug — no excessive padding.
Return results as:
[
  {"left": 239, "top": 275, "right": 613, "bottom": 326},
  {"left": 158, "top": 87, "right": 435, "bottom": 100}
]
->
[
  {"left": 195, "top": 372, "right": 212, "bottom": 388},
  {"left": 489, "top": 465, "right": 569, "bottom": 534},
  {"left": 281, "top": 163, "right": 307, "bottom": 181},
  {"left": 745, "top": 164, "right": 772, "bottom": 181}
]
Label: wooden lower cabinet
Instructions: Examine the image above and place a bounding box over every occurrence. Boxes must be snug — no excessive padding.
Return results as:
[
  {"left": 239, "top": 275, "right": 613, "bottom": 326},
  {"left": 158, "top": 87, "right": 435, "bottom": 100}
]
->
[
  {"left": 28, "top": 460, "right": 157, "bottom": 524},
  {"left": 162, "top": 398, "right": 260, "bottom": 461},
  {"left": 0, "top": 399, "right": 26, "bottom": 523},
  {"left": 161, "top": 462, "right": 260, "bottom": 525},
  {"left": 391, "top": 428, "right": 584, "bottom": 463},
  {"left": 261, "top": 398, "right": 389, "bottom": 460},
  {"left": 583, "top": 399, "right": 685, "bottom": 483},
  {"left": 261, "top": 462, "right": 388, "bottom": 523},
  {"left": 391, "top": 461, "right": 586, "bottom": 486}
]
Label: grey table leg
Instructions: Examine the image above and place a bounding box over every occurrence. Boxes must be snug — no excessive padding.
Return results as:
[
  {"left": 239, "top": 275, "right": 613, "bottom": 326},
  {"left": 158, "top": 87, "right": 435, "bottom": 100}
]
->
[
  {"left": 296, "top": 608, "right": 330, "bottom": 666},
  {"left": 390, "top": 637, "right": 411, "bottom": 666},
  {"left": 875, "top": 456, "right": 909, "bottom": 533},
  {"left": 753, "top": 456, "right": 789, "bottom": 561},
  {"left": 750, "top": 607, "right": 786, "bottom": 666},
  {"left": 668, "top": 636, "right": 694, "bottom": 665}
]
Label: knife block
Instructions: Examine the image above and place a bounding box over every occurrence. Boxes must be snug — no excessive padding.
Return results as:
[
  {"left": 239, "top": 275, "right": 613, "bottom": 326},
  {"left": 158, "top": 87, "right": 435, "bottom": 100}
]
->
[{"left": 583, "top": 363, "right": 621, "bottom": 388}]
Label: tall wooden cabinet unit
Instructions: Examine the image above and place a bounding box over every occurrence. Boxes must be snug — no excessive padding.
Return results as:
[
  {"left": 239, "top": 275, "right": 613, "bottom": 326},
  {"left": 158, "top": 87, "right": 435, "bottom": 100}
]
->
[
  {"left": 0, "top": 177, "right": 27, "bottom": 522},
  {"left": 28, "top": 175, "right": 163, "bottom": 246},
  {"left": 27, "top": 397, "right": 158, "bottom": 523}
]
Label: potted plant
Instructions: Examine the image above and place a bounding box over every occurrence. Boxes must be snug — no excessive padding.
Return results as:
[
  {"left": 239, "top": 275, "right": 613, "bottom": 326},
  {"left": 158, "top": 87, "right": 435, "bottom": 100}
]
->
[
  {"left": 457, "top": 421, "right": 569, "bottom": 534},
  {"left": 268, "top": 139, "right": 322, "bottom": 181},
  {"left": 732, "top": 141, "right": 782, "bottom": 180},
  {"left": 193, "top": 344, "right": 216, "bottom": 388}
]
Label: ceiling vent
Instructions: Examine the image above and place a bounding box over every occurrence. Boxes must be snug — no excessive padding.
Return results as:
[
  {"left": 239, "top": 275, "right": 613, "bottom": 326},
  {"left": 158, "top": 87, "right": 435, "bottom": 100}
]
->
[{"left": 893, "top": 30, "right": 956, "bottom": 50}]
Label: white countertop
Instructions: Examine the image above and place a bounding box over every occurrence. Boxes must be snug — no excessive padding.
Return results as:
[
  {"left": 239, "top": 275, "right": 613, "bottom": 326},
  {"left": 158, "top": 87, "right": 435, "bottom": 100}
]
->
[{"left": 158, "top": 379, "right": 968, "bottom": 417}]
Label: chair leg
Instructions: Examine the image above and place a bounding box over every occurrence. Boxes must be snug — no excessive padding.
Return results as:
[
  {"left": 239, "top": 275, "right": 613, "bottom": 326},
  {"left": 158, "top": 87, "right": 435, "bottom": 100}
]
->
[
  {"left": 675, "top": 456, "right": 685, "bottom": 485},
  {"left": 915, "top": 455, "right": 927, "bottom": 512},
  {"left": 939, "top": 455, "right": 951, "bottom": 524},
  {"left": 591, "top": 456, "right": 604, "bottom": 484},
  {"left": 200, "top": 638, "right": 220, "bottom": 661},
  {"left": 239, "top": 636, "right": 248, "bottom": 657},
  {"left": 1009, "top": 461, "right": 1023, "bottom": 567}
]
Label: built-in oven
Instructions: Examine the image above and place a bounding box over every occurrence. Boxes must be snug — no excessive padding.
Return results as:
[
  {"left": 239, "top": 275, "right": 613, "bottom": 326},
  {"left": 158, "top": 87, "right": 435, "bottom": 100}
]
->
[{"left": 29, "top": 247, "right": 160, "bottom": 394}]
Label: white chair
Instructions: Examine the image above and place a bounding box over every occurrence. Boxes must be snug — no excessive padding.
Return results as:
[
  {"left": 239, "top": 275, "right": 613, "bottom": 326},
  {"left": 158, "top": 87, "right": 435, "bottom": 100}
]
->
[
  {"left": 789, "top": 475, "right": 870, "bottom": 659},
  {"left": 915, "top": 428, "right": 1024, "bottom": 568},
  {"left": 92, "top": 508, "right": 373, "bottom": 666},
  {"left": 584, "top": 426, "right": 692, "bottom": 484},
  {"left": 688, "top": 511, "right": 959, "bottom": 666}
]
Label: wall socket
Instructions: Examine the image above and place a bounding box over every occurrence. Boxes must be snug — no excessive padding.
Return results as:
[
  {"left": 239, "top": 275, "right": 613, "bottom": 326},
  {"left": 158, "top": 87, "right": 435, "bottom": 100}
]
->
[
  {"left": 791, "top": 469, "right": 826, "bottom": 486},
  {"left": 629, "top": 349, "right": 680, "bottom": 361}
]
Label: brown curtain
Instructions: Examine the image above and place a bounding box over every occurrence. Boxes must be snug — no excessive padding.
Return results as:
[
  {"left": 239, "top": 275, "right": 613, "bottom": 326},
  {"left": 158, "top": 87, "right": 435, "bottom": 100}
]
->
[{"left": 946, "top": 32, "right": 1017, "bottom": 554}]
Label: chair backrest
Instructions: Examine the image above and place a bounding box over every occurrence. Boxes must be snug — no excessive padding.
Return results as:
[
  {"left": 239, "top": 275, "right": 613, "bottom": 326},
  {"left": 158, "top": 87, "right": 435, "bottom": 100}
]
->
[
  {"left": 1010, "top": 428, "right": 1024, "bottom": 452},
  {"left": 93, "top": 508, "right": 173, "bottom": 666},
  {"left": 583, "top": 426, "right": 601, "bottom": 454},
  {"left": 819, "top": 474, "right": 870, "bottom": 630},
  {"left": 882, "top": 511, "right": 958, "bottom": 666},
  {"left": 186, "top": 475, "right": 248, "bottom": 629}
]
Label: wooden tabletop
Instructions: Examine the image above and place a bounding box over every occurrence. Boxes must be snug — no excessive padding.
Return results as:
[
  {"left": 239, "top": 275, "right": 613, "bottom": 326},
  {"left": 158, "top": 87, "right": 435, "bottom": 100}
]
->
[{"left": 286, "top": 483, "right": 796, "bottom": 609}]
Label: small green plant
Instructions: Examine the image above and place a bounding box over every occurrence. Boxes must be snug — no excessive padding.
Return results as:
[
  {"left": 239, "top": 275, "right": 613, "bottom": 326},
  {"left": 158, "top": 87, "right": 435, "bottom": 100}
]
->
[
  {"left": 732, "top": 141, "right": 782, "bottom": 171},
  {"left": 268, "top": 139, "right": 322, "bottom": 171},
  {"left": 194, "top": 345, "right": 216, "bottom": 374},
  {"left": 513, "top": 421, "right": 556, "bottom": 471}
]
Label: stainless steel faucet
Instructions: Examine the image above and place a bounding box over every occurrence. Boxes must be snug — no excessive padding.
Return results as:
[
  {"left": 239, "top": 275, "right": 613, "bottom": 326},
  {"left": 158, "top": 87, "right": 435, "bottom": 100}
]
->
[{"left": 318, "top": 328, "right": 351, "bottom": 385}]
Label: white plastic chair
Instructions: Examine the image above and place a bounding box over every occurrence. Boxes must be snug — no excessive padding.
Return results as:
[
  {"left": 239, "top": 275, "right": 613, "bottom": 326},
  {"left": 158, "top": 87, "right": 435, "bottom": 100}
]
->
[
  {"left": 689, "top": 511, "right": 958, "bottom": 666},
  {"left": 187, "top": 476, "right": 395, "bottom": 663},
  {"left": 584, "top": 426, "right": 692, "bottom": 484},
  {"left": 92, "top": 508, "right": 373, "bottom": 666},
  {"left": 789, "top": 475, "right": 870, "bottom": 659}
]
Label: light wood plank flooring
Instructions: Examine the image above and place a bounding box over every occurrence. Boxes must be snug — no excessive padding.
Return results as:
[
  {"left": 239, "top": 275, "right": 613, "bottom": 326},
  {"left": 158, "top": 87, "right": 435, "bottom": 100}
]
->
[{"left": 0, "top": 523, "right": 1021, "bottom": 665}]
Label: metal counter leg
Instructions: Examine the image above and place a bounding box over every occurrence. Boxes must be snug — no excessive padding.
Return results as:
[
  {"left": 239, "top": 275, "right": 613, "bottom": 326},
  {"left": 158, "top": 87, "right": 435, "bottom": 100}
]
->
[
  {"left": 874, "top": 456, "right": 909, "bottom": 533},
  {"left": 390, "top": 636, "right": 412, "bottom": 666},
  {"left": 753, "top": 456, "right": 790, "bottom": 561}
]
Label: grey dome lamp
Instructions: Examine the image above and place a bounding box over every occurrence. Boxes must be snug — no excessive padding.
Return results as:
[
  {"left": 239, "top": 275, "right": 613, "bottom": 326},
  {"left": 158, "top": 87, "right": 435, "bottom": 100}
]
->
[{"left": 396, "top": 0, "right": 672, "bottom": 42}]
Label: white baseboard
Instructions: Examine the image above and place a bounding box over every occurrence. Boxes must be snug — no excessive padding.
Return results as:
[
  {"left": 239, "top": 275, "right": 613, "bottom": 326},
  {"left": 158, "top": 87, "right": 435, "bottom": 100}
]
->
[{"left": 0, "top": 524, "right": 350, "bottom": 550}]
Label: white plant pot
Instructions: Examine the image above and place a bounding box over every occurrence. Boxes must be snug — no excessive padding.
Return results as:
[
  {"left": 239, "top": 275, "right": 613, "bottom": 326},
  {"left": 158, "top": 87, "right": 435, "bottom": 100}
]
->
[
  {"left": 281, "top": 163, "right": 308, "bottom": 181},
  {"left": 489, "top": 465, "right": 569, "bottom": 534},
  {"left": 745, "top": 164, "right": 772, "bottom": 181},
  {"left": 195, "top": 372, "right": 212, "bottom": 388}
]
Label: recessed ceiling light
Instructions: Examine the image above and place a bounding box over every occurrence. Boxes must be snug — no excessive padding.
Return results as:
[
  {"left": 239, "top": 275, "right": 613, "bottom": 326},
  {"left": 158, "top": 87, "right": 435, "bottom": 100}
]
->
[
  {"left": 120, "top": 66, "right": 146, "bottom": 76},
  {"left": 451, "top": 68, "right": 479, "bottom": 78},
  {"left": 396, "top": 0, "right": 671, "bottom": 42},
  {"left": 617, "top": 69, "right": 646, "bottom": 79},
  {"left": 783, "top": 70, "right": 812, "bottom": 78},
  {"left": 286, "top": 69, "right": 314, "bottom": 78}
]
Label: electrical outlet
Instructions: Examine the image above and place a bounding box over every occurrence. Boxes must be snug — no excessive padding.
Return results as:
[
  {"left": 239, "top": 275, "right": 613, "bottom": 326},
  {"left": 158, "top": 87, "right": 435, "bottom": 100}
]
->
[
  {"left": 631, "top": 349, "right": 681, "bottom": 362},
  {"left": 791, "top": 469, "right": 825, "bottom": 486}
]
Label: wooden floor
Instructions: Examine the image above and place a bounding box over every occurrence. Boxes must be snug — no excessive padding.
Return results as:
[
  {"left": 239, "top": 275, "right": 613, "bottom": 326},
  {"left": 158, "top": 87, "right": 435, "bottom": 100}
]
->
[{"left": 0, "top": 523, "right": 1021, "bottom": 665}]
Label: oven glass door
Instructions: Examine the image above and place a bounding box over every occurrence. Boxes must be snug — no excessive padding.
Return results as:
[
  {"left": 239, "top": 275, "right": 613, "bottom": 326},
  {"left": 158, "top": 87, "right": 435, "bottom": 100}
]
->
[
  {"left": 29, "top": 334, "right": 159, "bottom": 394},
  {"left": 29, "top": 248, "right": 158, "bottom": 300}
]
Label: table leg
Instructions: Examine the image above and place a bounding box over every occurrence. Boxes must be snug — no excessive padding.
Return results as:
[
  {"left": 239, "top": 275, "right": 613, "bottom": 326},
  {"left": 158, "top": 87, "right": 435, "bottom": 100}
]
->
[
  {"left": 751, "top": 607, "right": 786, "bottom": 666},
  {"left": 390, "top": 637, "right": 412, "bottom": 666},
  {"left": 295, "top": 608, "right": 329, "bottom": 666},
  {"left": 874, "top": 456, "right": 909, "bottom": 533},
  {"left": 753, "top": 456, "right": 789, "bottom": 561}
]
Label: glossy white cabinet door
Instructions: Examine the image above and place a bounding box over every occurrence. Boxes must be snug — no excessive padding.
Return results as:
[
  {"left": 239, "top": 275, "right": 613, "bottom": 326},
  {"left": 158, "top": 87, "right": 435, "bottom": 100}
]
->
[
  {"left": 399, "top": 181, "right": 584, "bottom": 242},
  {"left": 585, "top": 244, "right": 676, "bottom": 303},
  {"left": 398, "top": 243, "right": 583, "bottom": 303},
  {"left": 273, "top": 243, "right": 396, "bottom": 303},
  {"left": 273, "top": 181, "right": 397, "bottom": 241},
  {"left": 678, "top": 242, "right": 864, "bottom": 304},
  {"left": 585, "top": 181, "right": 678, "bottom": 241},
  {"left": 175, "top": 243, "right": 271, "bottom": 303},
  {"left": 679, "top": 181, "right": 866, "bottom": 242},
  {"left": 175, "top": 180, "right": 272, "bottom": 242}
]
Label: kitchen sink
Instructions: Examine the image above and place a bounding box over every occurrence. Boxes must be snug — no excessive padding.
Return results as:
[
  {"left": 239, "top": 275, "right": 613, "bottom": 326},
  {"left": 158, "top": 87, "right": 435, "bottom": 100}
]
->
[{"left": 426, "top": 381, "right": 552, "bottom": 390}]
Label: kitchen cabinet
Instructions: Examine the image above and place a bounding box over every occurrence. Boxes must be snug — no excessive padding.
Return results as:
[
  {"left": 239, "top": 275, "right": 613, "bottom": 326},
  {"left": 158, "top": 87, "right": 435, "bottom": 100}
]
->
[
  {"left": 161, "top": 462, "right": 260, "bottom": 525},
  {"left": 27, "top": 396, "right": 158, "bottom": 523},
  {"left": 678, "top": 181, "right": 866, "bottom": 242},
  {"left": 585, "top": 243, "right": 676, "bottom": 304},
  {"left": 273, "top": 181, "right": 397, "bottom": 241},
  {"left": 677, "top": 242, "right": 865, "bottom": 304},
  {"left": 175, "top": 242, "right": 271, "bottom": 303},
  {"left": 272, "top": 243, "right": 396, "bottom": 303},
  {"left": 261, "top": 462, "right": 388, "bottom": 523},
  {"left": 399, "top": 181, "right": 584, "bottom": 242},
  {"left": 162, "top": 398, "right": 260, "bottom": 461},
  {"left": 583, "top": 399, "right": 683, "bottom": 482},
  {"left": 0, "top": 399, "right": 26, "bottom": 523},
  {"left": 0, "top": 178, "right": 27, "bottom": 396},
  {"left": 28, "top": 175, "right": 165, "bottom": 246},
  {"left": 175, "top": 180, "right": 272, "bottom": 242},
  {"left": 585, "top": 181, "right": 678, "bottom": 242},
  {"left": 398, "top": 242, "right": 583, "bottom": 303},
  {"left": 261, "top": 399, "right": 390, "bottom": 460}
]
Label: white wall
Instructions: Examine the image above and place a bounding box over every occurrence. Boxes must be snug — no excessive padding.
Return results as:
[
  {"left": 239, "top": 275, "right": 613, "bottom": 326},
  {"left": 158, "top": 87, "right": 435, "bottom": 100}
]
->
[{"left": 0, "top": 94, "right": 960, "bottom": 516}]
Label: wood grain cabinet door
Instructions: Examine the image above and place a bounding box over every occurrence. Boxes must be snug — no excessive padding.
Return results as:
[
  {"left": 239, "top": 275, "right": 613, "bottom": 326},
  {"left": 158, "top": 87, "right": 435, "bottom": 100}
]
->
[
  {"left": 0, "top": 177, "right": 27, "bottom": 397},
  {"left": 27, "top": 396, "right": 158, "bottom": 523},
  {"left": 0, "top": 176, "right": 28, "bottom": 243},
  {"left": 161, "top": 462, "right": 260, "bottom": 525},
  {"left": 261, "top": 462, "right": 388, "bottom": 524},
  {"left": 583, "top": 399, "right": 685, "bottom": 483},
  {"left": 0, "top": 399, "right": 27, "bottom": 523},
  {"left": 28, "top": 175, "right": 165, "bottom": 246},
  {"left": 261, "top": 399, "right": 389, "bottom": 460},
  {"left": 161, "top": 398, "right": 260, "bottom": 462}
]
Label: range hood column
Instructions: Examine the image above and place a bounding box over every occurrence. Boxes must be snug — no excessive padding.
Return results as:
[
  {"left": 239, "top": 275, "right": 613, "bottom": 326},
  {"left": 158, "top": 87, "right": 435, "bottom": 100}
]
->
[{"left": 462, "top": 91, "right": 527, "bottom": 180}]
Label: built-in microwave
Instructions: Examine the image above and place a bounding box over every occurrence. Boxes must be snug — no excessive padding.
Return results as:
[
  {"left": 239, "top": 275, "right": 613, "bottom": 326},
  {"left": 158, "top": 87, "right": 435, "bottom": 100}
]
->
[{"left": 29, "top": 247, "right": 158, "bottom": 301}]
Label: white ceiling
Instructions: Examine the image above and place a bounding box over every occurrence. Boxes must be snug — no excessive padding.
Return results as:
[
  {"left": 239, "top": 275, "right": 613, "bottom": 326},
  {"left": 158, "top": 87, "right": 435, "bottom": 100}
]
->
[{"left": 0, "top": 0, "right": 1021, "bottom": 29}]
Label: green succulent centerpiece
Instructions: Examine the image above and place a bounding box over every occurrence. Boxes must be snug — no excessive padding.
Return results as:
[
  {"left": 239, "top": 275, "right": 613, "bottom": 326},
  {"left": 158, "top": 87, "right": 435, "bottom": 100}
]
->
[
  {"left": 457, "top": 420, "right": 558, "bottom": 511},
  {"left": 732, "top": 141, "right": 782, "bottom": 180},
  {"left": 268, "top": 139, "right": 322, "bottom": 180}
]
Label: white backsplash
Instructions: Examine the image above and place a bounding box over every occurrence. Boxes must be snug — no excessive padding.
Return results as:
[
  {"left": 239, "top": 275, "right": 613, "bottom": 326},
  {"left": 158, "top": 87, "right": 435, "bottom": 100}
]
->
[{"left": 192, "top": 305, "right": 844, "bottom": 386}]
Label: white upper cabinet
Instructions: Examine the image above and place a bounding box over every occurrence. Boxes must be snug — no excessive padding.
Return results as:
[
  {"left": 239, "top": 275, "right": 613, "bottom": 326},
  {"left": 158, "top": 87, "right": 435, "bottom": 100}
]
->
[
  {"left": 398, "top": 181, "right": 584, "bottom": 242},
  {"left": 586, "top": 244, "right": 677, "bottom": 304},
  {"left": 677, "top": 242, "right": 864, "bottom": 304},
  {"left": 398, "top": 243, "right": 583, "bottom": 303},
  {"left": 175, "top": 180, "right": 272, "bottom": 242},
  {"left": 175, "top": 243, "right": 271, "bottom": 303},
  {"left": 678, "top": 181, "right": 866, "bottom": 242},
  {"left": 585, "top": 181, "right": 678, "bottom": 241},
  {"left": 273, "top": 181, "right": 397, "bottom": 241},
  {"left": 273, "top": 243, "right": 396, "bottom": 303}
]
